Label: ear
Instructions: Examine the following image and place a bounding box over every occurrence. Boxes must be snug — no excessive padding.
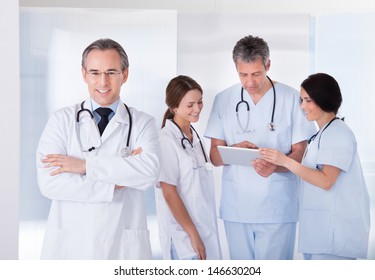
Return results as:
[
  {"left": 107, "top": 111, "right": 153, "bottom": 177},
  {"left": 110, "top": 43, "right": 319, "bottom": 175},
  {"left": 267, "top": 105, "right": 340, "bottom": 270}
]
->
[
  {"left": 266, "top": 59, "right": 271, "bottom": 71},
  {"left": 82, "top": 67, "right": 88, "bottom": 83},
  {"left": 121, "top": 68, "right": 129, "bottom": 84}
]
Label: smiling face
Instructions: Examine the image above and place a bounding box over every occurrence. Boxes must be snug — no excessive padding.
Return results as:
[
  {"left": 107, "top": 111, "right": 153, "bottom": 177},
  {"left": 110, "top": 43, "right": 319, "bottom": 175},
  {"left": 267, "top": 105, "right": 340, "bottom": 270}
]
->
[
  {"left": 173, "top": 89, "right": 203, "bottom": 127},
  {"left": 299, "top": 87, "right": 322, "bottom": 121},
  {"left": 300, "top": 87, "right": 336, "bottom": 128},
  {"left": 82, "top": 49, "right": 128, "bottom": 106}
]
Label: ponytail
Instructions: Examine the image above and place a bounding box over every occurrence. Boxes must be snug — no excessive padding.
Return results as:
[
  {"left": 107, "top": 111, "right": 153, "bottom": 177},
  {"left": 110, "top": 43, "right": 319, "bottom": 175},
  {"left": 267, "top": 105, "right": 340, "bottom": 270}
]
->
[{"left": 161, "top": 109, "right": 174, "bottom": 128}]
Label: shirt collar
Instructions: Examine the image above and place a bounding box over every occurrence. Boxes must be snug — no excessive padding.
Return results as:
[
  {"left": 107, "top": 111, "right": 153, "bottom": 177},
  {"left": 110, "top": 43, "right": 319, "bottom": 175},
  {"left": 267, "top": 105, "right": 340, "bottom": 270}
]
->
[{"left": 91, "top": 99, "right": 119, "bottom": 112}]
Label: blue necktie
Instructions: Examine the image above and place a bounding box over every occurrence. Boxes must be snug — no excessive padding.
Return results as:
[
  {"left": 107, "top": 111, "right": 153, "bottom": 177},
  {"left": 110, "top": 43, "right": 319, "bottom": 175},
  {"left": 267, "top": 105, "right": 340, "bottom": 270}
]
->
[{"left": 95, "top": 107, "right": 113, "bottom": 136}]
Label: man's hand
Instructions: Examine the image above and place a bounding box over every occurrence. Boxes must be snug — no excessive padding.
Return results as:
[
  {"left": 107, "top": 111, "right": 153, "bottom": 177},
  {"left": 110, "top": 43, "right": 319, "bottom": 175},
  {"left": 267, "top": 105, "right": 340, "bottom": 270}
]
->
[
  {"left": 131, "top": 147, "right": 143, "bottom": 155},
  {"left": 252, "top": 158, "right": 277, "bottom": 177},
  {"left": 115, "top": 147, "right": 143, "bottom": 190},
  {"left": 231, "top": 141, "right": 258, "bottom": 149},
  {"left": 42, "top": 154, "right": 86, "bottom": 176}
]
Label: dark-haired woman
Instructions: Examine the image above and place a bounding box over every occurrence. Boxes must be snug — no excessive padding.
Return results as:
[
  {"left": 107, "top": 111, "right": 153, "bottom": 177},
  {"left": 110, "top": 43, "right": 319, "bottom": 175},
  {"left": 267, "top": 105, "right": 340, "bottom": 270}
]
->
[
  {"left": 155, "top": 75, "right": 222, "bottom": 260},
  {"left": 260, "top": 73, "right": 370, "bottom": 260}
]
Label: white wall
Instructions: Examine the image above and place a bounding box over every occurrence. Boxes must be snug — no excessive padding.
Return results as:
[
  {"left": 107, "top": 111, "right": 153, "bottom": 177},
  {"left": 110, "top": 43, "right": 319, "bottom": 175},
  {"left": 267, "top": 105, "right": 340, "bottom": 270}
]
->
[
  {"left": 19, "top": 0, "right": 375, "bottom": 14},
  {"left": 0, "top": 0, "right": 20, "bottom": 260}
]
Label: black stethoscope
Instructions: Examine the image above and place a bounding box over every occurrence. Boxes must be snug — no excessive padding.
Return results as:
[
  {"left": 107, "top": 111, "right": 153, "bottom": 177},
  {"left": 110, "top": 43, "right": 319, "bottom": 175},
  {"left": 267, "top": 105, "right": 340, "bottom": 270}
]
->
[
  {"left": 236, "top": 75, "right": 276, "bottom": 133},
  {"left": 307, "top": 117, "right": 339, "bottom": 148},
  {"left": 171, "top": 119, "right": 212, "bottom": 170},
  {"left": 303, "top": 117, "right": 340, "bottom": 166},
  {"left": 76, "top": 101, "right": 132, "bottom": 156}
]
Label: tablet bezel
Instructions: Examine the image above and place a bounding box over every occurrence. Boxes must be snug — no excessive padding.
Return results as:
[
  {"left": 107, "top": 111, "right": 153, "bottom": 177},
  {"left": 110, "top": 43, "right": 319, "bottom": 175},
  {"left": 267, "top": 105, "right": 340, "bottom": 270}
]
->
[{"left": 217, "top": 145, "right": 260, "bottom": 166}]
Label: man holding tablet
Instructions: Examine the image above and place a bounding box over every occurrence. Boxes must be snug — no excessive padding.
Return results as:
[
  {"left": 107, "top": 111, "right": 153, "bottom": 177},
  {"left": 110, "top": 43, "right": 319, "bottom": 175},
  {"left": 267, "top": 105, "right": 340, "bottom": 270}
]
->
[
  {"left": 217, "top": 146, "right": 260, "bottom": 166},
  {"left": 204, "top": 35, "right": 315, "bottom": 260}
]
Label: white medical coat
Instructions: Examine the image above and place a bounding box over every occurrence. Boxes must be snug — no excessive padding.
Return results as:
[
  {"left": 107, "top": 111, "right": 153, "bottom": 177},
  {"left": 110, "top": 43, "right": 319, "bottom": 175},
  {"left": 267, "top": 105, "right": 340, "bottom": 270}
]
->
[
  {"left": 205, "top": 83, "right": 316, "bottom": 223},
  {"left": 36, "top": 98, "right": 160, "bottom": 259},
  {"left": 299, "top": 119, "right": 370, "bottom": 258},
  {"left": 155, "top": 120, "right": 222, "bottom": 259}
]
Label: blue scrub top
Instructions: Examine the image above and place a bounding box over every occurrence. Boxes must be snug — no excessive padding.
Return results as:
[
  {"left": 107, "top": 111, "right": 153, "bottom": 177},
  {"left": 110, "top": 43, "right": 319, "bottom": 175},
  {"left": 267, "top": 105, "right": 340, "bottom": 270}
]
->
[
  {"left": 205, "top": 82, "right": 316, "bottom": 223},
  {"left": 299, "top": 119, "right": 370, "bottom": 258}
]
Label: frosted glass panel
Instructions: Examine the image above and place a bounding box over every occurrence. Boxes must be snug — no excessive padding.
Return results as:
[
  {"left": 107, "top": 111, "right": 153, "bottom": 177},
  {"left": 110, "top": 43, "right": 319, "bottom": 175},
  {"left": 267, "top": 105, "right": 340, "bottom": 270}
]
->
[
  {"left": 314, "top": 12, "right": 375, "bottom": 259},
  {"left": 19, "top": 7, "right": 177, "bottom": 259},
  {"left": 314, "top": 13, "right": 375, "bottom": 162}
]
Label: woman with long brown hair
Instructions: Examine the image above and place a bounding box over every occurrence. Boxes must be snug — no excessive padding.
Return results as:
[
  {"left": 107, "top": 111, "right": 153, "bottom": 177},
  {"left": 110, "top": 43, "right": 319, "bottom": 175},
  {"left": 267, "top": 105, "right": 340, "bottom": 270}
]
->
[{"left": 155, "top": 75, "right": 222, "bottom": 260}]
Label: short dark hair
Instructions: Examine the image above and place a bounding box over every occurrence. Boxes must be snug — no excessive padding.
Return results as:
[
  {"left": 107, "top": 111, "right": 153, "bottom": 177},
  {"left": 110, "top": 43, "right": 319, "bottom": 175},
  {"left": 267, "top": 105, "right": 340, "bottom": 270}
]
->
[
  {"left": 301, "top": 73, "right": 342, "bottom": 114},
  {"left": 81, "top": 38, "right": 129, "bottom": 71},
  {"left": 232, "top": 35, "right": 270, "bottom": 68}
]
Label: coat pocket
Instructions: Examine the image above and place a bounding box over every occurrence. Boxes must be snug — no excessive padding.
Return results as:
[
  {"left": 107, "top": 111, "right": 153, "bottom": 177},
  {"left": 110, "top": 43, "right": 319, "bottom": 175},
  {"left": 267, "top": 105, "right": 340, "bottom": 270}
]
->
[{"left": 120, "top": 229, "right": 152, "bottom": 259}]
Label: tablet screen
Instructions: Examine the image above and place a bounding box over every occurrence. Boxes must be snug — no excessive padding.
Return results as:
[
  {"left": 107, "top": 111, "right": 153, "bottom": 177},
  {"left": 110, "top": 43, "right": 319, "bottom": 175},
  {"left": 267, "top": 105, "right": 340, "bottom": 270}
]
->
[{"left": 217, "top": 146, "right": 260, "bottom": 166}]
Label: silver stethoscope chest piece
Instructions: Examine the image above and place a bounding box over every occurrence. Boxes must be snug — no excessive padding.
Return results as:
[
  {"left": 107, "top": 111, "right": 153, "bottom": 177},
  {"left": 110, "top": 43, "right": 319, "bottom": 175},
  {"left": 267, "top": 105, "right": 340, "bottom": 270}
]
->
[
  {"left": 204, "top": 162, "right": 214, "bottom": 171},
  {"left": 268, "top": 122, "right": 276, "bottom": 131},
  {"left": 121, "top": 147, "right": 132, "bottom": 157}
]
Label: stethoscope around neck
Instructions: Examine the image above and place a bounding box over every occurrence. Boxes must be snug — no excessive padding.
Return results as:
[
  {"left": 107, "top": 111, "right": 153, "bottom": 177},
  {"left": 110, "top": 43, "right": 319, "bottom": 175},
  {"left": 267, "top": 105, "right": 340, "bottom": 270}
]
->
[
  {"left": 171, "top": 119, "right": 213, "bottom": 171},
  {"left": 303, "top": 117, "right": 340, "bottom": 161},
  {"left": 236, "top": 75, "right": 276, "bottom": 133},
  {"left": 76, "top": 100, "right": 132, "bottom": 157},
  {"left": 307, "top": 117, "right": 339, "bottom": 147}
]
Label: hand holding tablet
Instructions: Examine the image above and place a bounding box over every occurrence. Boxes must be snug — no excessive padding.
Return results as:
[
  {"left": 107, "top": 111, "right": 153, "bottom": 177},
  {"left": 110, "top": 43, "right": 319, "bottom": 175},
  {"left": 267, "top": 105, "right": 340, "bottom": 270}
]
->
[{"left": 217, "top": 146, "right": 261, "bottom": 166}]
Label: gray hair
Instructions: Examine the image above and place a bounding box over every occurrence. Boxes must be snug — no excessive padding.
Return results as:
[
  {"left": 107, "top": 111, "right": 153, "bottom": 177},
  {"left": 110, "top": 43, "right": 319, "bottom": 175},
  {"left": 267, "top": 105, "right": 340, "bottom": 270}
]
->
[
  {"left": 81, "top": 38, "right": 129, "bottom": 71},
  {"left": 232, "top": 35, "right": 270, "bottom": 68}
]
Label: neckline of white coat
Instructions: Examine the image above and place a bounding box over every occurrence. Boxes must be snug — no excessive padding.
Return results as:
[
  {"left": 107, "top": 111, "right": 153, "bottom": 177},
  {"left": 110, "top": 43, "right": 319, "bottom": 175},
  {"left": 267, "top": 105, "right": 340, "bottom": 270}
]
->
[{"left": 165, "top": 119, "right": 200, "bottom": 147}]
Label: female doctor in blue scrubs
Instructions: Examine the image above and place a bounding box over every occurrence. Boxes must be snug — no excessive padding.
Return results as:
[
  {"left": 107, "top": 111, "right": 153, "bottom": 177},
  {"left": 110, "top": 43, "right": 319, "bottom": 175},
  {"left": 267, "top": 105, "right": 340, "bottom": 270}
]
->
[{"left": 260, "top": 73, "right": 371, "bottom": 260}]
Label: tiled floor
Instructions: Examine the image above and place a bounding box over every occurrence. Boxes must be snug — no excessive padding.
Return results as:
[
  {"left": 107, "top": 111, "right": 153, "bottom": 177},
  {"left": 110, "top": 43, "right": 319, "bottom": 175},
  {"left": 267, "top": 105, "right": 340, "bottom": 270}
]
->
[{"left": 19, "top": 212, "right": 375, "bottom": 260}]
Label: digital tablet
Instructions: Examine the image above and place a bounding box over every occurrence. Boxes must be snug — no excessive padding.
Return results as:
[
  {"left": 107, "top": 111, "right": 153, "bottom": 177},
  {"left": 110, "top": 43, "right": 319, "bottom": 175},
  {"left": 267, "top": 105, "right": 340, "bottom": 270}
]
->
[{"left": 217, "top": 146, "right": 260, "bottom": 166}]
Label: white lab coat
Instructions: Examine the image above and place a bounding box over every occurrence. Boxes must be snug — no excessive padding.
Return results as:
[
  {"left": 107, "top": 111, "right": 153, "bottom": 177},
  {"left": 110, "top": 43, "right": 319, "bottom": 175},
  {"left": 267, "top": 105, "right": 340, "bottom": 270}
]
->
[
  {"left": 36, "top": 98, "right": 160, "bottom": 259},
  {"left": 155, "top": 120, "right": 222, "bottom": 260}
]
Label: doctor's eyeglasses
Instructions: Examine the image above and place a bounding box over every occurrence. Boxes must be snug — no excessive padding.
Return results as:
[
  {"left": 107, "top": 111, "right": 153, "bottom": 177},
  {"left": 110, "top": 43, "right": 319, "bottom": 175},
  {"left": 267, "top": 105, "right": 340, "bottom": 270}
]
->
[{"left": 85, "top": 70, "right": 122, "bottom": 81}]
